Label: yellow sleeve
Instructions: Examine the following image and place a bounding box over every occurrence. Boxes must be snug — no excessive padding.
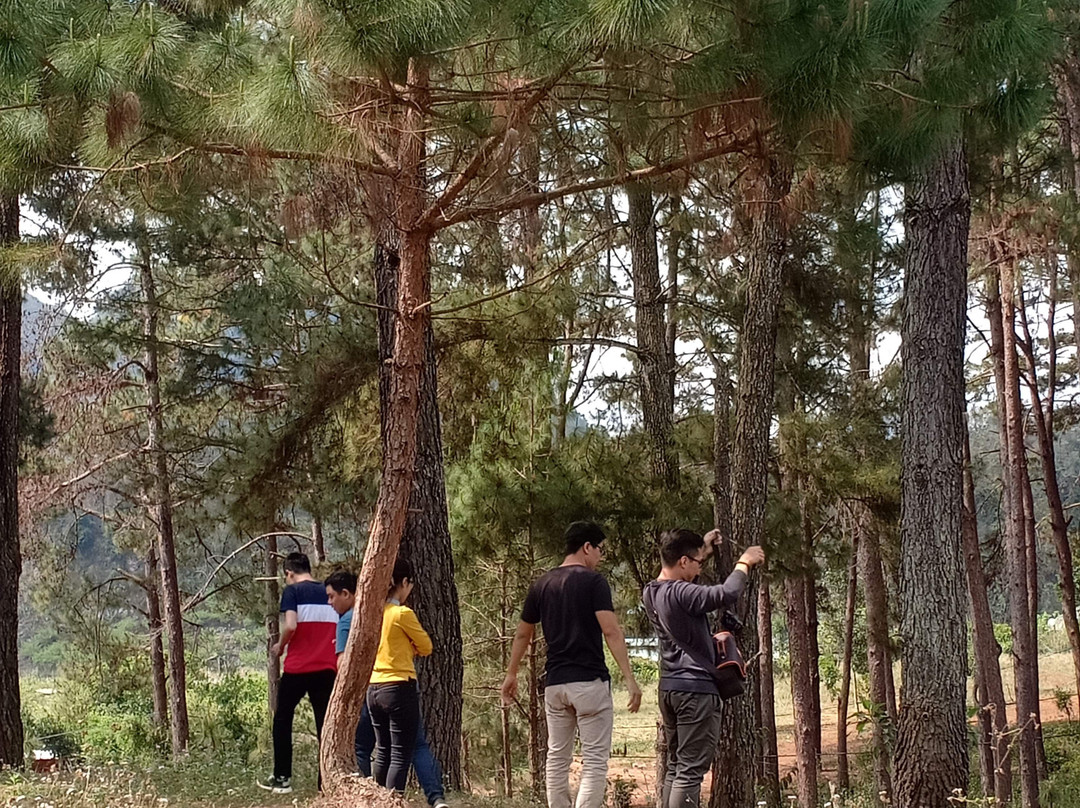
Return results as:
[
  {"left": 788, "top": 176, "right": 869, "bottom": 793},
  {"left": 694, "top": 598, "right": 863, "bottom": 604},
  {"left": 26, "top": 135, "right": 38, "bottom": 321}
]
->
[{"left": 398, "top": 607, "right": 433, "bottom": 657}]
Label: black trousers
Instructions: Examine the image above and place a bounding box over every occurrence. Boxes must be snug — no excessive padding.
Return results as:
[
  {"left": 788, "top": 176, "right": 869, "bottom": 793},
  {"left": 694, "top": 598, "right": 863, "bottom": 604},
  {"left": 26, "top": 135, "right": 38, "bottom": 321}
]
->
[
  {"left": 367, "top": 679, "right": 420, "bottom": 792},
  {"left": 273, "top": 669, "right": 336, "bottom": 780}
]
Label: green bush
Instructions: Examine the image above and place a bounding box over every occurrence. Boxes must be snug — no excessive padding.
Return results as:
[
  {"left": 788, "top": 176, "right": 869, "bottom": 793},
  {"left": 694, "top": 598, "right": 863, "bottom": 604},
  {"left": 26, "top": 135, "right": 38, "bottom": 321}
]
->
[
  {"left": 630, "top": 656, "right": 659, "bottom": 685},
  {"left": 189, "top": 673, "right": 269, "bottom": 757},
  {"left": 82, "top": 705, "right": 162, "bottom": 764}
]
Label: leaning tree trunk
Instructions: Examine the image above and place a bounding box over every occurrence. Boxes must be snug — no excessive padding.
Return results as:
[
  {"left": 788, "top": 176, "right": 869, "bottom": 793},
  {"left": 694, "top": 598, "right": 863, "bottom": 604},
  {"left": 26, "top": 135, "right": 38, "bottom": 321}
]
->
[
  {"left": 726, "top": 152, "right": 791, "bottom": 808},
  {"left": 962, "top": 424, "right": 1012, "bottom": 804},
  {"left": 139, "top": 246, "right": 189, "bottom": 757},
  {"left": 628, "top": 181, "right": 679, "bottom": 488},
  {"left": 375, "top": 226, "right": 464, "bottom": 789},
  {"left": 146, "top": 546, "right": 169, "bottom": 728},
  {"left": 996, "top": 256, "right": 1042, "bottom": 808},
  {"left": 320, "top": 59, "right": 431, "bottom": 784},
  {"left": 893, "top": 137, "right": 970, "bottom": 807},
  {"left": 0, "top": 193, "right": 23, "bottom": 769}
]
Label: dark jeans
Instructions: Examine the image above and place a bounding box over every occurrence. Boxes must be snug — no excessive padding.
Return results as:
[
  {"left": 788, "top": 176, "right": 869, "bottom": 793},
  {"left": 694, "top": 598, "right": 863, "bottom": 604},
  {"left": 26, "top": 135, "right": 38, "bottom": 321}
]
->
[
  {"left": 273, "top": 669, "right": 336, "bottom": 780},
  {"left": 356, "top": 701, "right": 445, "bottom": 804},
  {"left": 659, "top": 690, "right": 722, "bottom": 808},
  {"left": 367, "top": 680, "right": 421, "bottom": 793}
]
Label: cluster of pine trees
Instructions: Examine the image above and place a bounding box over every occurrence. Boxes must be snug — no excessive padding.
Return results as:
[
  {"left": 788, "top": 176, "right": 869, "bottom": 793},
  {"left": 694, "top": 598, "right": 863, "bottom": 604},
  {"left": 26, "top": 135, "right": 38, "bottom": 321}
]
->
[{"left": 2, "top": 0, "right": 1080, "bottom": 806}]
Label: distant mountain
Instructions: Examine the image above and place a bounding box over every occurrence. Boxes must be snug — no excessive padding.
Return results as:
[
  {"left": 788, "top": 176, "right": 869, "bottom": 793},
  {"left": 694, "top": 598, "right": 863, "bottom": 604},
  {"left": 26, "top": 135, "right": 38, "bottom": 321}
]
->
[{"left": 22, "top": 294, "right": 61, "bottom": 372}]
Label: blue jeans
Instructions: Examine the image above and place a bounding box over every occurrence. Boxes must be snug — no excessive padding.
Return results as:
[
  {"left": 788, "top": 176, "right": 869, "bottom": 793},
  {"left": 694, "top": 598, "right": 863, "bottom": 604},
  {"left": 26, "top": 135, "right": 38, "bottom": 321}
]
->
[{"left": 356, "top": 701, "right": 445, "bottom": 804}]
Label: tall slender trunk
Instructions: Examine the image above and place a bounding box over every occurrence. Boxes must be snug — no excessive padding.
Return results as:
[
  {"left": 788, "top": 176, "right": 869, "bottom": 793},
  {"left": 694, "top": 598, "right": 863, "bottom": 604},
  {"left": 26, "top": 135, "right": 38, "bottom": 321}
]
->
[
  {"left": 802, "top": 505, "right": 821, "bottom": 769},
  {"left": 1016, "top": 291, "right": 1080, "bottom": 701},
  {"left": 375, "top": 223, "right": 463, "bottom": 789},
  {"left": 0, "top": 193, "right": 23, "bottom": 769},
  {"left": 859, "top": 519, "right": 894, "bottom": 797},
  {"left": 962, "top": 424, "right": 1012, "bottom": 804},
  {"left": 757, "top": 578, "right": 781, "bottom": 808},
  {"left": 265, "top": 534, "right": 281, "bottom": 716},
  {"left": 710, "top": 367, "right": 760, "bottom": 808},
  {"left": 997, "top": 255, "right": 1042, "bottom": 808},
  {"left": 727, "top": 153, "right": 789, "bottom": 808},
  {"left": 146, "top": 546, "right": 169, "bottom": 728},
  {"left": 321, "top": 59, "right": 431, "bottom": 783},
  {"left": 139, "top": 243, "right": 189, "bottom": 757},
  {"left": 836, "top": 537, "right": 858, "bottom": 793},
  {"left": 893, "top": 137, "right": 970, "bottom": 807},
  {"left": 628, "top": 182, "right": 678, "bottom": 488}
]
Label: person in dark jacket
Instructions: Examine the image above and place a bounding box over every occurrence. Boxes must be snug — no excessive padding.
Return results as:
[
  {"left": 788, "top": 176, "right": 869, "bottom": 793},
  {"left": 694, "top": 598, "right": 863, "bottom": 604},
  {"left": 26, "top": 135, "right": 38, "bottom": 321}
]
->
[{"left": 643, "top": 529, "right": 764, "bottom": 808}]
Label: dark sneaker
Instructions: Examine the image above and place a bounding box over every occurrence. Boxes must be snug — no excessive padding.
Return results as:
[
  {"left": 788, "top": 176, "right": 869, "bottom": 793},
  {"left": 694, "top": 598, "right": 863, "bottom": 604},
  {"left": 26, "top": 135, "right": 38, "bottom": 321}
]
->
[{"left": 257, "top": 775, "right": 292, "bottom": 794}]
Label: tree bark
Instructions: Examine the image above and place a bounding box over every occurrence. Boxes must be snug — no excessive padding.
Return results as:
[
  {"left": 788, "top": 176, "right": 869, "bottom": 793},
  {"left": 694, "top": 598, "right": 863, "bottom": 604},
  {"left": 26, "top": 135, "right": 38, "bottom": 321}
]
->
[
  {"left": 375, "top": 220, "right": 464, "bottom": 790},
  {"left": 859, "top": 516, "right": 894, "bottom": 798},
  {"left": 311, "top": 514, "right": 326, "bottom": 564},
  {"left": 757, "top": 578, "right": 781, "bottom": 808},
  {"left": 893, "top": 137, "right": 970, "bottom": 807},
  {"left": 996, "top": 255, "right": 1042, "bottom": 808},
  {"left": 962, "top": 423, "right": 1012, "bottom": 804},
  {"left": 728, "top": 153, "right": 790, "bottom": 808},
  {"left": 265, "top": 534, "right": 281, "bottom": 716},
  {"left": 320, "top": 58, "right": 431, "bottom": 784},
  {"left": 836, "top": 537, "right": 858, "bottom": 793},
  {"left": 628, "top": 181, "right": 679, "bottom": 488},
  {"left": 139, "top": 242, "right": 189, "bottom": 757},
  {"left": 0, "top": 192, "right": 23, "bottom": 769},
  {"left": 147, "top": 546, "right": 169, "bottom": 728}
]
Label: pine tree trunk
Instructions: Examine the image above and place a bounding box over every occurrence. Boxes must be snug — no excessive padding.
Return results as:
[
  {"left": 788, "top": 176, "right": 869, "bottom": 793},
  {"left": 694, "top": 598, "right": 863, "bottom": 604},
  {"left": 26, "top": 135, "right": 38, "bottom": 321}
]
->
[
  {"left": 758, "top": 579, "right": 781, "bottom": 808},
  {"left": 527, "top": 637, "right": 546, "bottom": 793},
  {"left": 311, "top": 514, "right": 326, "bottom": 564},
  {"left": 802, "top": 507, "right": 821, "bottom": 771},
  {"left": 265, "top": 535, "right": 281, "bottom": 716},
  {"left": 375, "top": 227, "right": 464, "bottom": 789},
  {"left": 147, "top": 546, "right": 169, "bottom": 728},
  {"left": 139, "top": 248, "right": 189, "bottom": 757},
  {"left": 996, "top": 256, "right": 1042, "bottom": 808},
  {"left": 320, "top": 59, "right": 431, "bottom": 784},
  {"left": 836, "top": 539, "right": 857, "bottom": 793},
  {"left": 628, "top": 181, "right": 678, "bottom": 488},
  {"left": 893, "top": 137, "right": 970, "bottom": 807},
  {"left": 859, "top": 519, "right": 894, "bottom": 798},
  {"left": 962, "top": 424, "right": 1012, "bottom": 804},
  {"left": 729, "top": 154, "right": 790, "bottom": 808},
  {"left": 0, "top": 192, "right": 24, "bottom": 769}
]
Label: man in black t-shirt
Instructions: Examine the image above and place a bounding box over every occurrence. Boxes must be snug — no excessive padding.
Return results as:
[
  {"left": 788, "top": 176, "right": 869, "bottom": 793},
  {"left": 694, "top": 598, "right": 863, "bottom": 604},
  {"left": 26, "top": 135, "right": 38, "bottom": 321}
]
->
[{"left": 501, "top": 522, "right": 642, "bottom": 808}]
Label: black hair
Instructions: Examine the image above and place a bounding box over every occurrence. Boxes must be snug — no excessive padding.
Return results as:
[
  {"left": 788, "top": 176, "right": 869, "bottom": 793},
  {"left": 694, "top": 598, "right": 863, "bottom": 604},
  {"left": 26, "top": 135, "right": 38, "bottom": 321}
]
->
[
  {"left": 659, "top": 529, "right": 704, "bottom": 568},
  {"left": 325, "top": 570, "right": 357, "bottom": 594},
  {"left": 283, "top": 552, "right": 311, "bottom": 575},
  {"left": 564, "top": 521, "right": 605, "bottom": 556},
  {"left": 389, "top": 558, "right": 412, "bottom": 594}
]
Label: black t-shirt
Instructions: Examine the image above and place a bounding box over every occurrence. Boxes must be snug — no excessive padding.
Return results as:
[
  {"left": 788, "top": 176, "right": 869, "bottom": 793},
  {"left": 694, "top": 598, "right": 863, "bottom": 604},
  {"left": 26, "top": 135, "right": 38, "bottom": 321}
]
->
[{"left": 521, "top": 565, "right": 614, "bottom": 686}]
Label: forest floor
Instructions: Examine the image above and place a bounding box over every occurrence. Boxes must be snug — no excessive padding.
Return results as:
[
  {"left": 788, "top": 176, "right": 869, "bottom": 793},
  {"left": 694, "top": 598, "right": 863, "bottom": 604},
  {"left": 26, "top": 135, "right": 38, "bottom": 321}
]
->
[{"left": 3, "top": 651, "right": 1078, "bottom": 808}]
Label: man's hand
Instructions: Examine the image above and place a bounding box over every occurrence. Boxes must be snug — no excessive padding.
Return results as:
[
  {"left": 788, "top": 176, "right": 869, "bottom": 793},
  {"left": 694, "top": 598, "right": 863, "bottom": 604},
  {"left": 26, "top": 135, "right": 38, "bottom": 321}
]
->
[
  {"left": 269, "top": 642, "right": 281, "bottom": 658},
  {"left": 627, "top": 680, "right": 643, "bottom": 714},
  {"left": 500, "top": 674, "right": 518, "bottom": 706},
  {"left": 738, "top": 546, "right": 766, "bottom": 568},
  {"left": 704, "top": 527, "right": 721, "bottom": 557}
]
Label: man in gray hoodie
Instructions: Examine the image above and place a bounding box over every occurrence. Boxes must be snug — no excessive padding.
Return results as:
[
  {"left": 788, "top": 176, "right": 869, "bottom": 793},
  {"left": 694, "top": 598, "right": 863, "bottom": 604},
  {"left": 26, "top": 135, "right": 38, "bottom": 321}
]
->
[{"left": 643, "top": 529, "right": 765, "bottom": 808}]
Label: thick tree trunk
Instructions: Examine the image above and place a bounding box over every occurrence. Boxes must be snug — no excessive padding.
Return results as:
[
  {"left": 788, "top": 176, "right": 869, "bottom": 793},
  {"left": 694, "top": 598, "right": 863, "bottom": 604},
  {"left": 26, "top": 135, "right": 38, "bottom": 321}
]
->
[
  {"left": 375, "top": 226, "right": 464, "bottom": 790},
  {"left": 0, "top": 193, "right": 23, "bottom": 769},
  {"left": 139, "top": 247, "right": 189, "bottom": 757},
  {"left": 836, "top": 539, "right": 858, "bottom": 793},
  {"left": 710, "top": 367, "right": 760, "bottom": 808},
  {"left": 265, "top": 535, "right": 281, "bottom": 716},
  {"left": 321, "top": 59, "right": 431, "bottom": 784},
  {"left": 628, "top": 182, "right": 679, "bottom": 488},
  {"left": 962, "top": 425, "right": 1012, "bottom": 804},
  {"left": 147, "top": 546, "right": 169, "bottom": 728},
  {"left": 893, "top": 137, "right": 970, "bottom": 807},
  {"left": 728, "top": 153, "right": 790, "bottom": 808},
  {"left": 996, "top": 256, "right": 1042, "bottom": 808}
]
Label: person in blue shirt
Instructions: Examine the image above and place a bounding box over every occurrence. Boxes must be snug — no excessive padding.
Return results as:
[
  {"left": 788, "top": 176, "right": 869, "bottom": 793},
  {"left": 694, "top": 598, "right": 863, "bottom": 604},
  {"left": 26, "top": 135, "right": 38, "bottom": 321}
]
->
[{"left": 325, "top": 570, "right": 449, "bottom": 808}]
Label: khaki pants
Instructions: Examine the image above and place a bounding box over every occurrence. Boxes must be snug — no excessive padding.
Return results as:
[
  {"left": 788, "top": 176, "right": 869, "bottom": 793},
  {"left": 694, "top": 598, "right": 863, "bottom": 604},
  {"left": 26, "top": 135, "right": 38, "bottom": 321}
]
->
[{"left": 544, "top": 679, "right": 614, "bottom": 808}]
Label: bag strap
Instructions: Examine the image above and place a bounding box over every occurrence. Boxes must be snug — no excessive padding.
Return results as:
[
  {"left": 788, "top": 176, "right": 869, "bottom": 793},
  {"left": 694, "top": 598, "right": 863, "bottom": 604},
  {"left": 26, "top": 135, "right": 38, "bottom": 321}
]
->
[{"left": 643, "top": 583, "right": 720, "bottom": 680}]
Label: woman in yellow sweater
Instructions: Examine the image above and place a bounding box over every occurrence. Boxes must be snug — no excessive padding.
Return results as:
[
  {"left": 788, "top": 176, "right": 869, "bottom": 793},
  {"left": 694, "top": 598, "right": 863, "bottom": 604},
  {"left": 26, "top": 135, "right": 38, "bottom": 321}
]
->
[{"left": 368, "top": 558, "right": 433, "bottom": 793}]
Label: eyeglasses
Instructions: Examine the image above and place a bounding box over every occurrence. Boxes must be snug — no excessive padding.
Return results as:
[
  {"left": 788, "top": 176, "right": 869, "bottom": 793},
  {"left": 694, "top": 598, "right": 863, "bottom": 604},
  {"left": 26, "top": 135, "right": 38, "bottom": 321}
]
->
[{"left": 685, "top": 555, "right": 705, "bottom": 566}]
